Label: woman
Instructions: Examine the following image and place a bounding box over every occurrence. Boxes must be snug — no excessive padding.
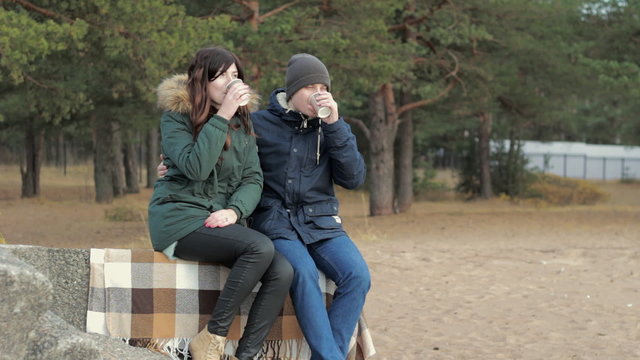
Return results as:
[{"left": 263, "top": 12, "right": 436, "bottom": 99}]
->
[{"left": 148, "top": 47, "right": 293, "bottom": 360}]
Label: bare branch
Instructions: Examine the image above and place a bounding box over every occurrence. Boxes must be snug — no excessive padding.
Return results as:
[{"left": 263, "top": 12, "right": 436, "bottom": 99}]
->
[
  {"left": 444, "top": 50, "right": 460, "bottom": 79},
  {"left": 234, "top": 0, "right": 253, "bottom": 9},
  {"left": 25, "top": 74, "right": 54, "bottom": 89},
  {"left": 388, "top": 15, "right": 428, "bottom": 32},
  {"left": 6, "top": 0, "right": 140, "bottom": 40},
  {"left": 6, "top": 0, "right": 74, "bottom": 23},
  {"left": 498, "top": 95, "right": 527, "bottom": 117},
  {"left": 397, "top": 50, "right": 460, "bottom": 116},
  {"left": 259, "top": 0, "right": 300, "bottom": 22},
  {"left": 416, "top": 35, "right": 438, "bottom": 54},
  {"left": 451, "top": 73, "right": 466, "bottom": 94},
  {"left": 388, "top": 0, "right": 451, "bottom": 32},
  {"left": 446, "top": 0, "right": 458, "bottom": 30},
  {"left": 344, "top": 116, "right": 371, "bottom": 141},
  {"left": 398, "top": 80, "right": 456, "bottom": 117}
]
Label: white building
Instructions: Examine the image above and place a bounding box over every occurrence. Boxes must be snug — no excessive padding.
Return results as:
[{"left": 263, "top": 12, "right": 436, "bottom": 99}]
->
[{"left": 512, "top": 141, "right": 640, "bottom": 180}]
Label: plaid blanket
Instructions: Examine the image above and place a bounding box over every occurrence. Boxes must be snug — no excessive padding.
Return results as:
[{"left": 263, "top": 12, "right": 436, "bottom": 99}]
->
[{"left": 87, "top": 248, "right": 375, "bottom": 360}]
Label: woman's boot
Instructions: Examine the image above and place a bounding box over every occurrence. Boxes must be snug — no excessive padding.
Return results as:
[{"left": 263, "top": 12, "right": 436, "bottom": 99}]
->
[{"left": 189, "top": 327, "right": 226, "bottom": 360}]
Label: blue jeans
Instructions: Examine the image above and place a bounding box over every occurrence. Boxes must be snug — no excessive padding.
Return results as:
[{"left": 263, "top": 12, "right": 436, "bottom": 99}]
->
[{"left": 273, "top": 235, "right": 371, "bottom": 360}]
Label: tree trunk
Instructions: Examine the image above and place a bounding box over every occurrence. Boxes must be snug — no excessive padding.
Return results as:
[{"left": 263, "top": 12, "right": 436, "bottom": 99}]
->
[
  {"left": 146, "top": 126, "right": 159, "bottom": 188},
  {"left": 111, "top": 121, "right": 126, "bottom": 198},
  {"left": 49, "top": 131, "right": 67, "bottom": 175},
  {"left": 395, "top": 6, "right": 417, "bottom": 213},
  {"left": 394, "top": 91, "right": 414, "bottom": 213},
  {"left": 64, "top": 138, "right": 73, "bottom": 168},
  {"left": 20, "top": 118, "right": 44, "bottom": 198},
  {"left": 477, "top": 112, "right": 494, "bottom": 199},
  {"left": 62, "top": 135, "right": 68, "bottom": 176},
  {"left": 56, "top": 132, "right": 62, "bottom": 167},
  {"left": 93, "top": 115, "right": 114, "bottom": 203},
  {"left": 124, "top": 136, "right": 140, "bottom": 194},
  {"left": 368, "top": 86, "right": 397, "bottom": 216},
  {"left": 506, "top": 127, "right": 516, "bottom": 196}
]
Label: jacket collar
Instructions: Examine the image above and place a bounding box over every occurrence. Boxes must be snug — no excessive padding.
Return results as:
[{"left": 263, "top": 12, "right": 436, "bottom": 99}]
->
[{"left": 267, "top": 88, "right": 314, "bottom": 123}]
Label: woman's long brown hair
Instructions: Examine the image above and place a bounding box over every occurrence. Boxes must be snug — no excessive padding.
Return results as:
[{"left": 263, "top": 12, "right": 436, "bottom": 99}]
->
[{"left": 187, "top": 47, "right": 253, "bottom": 150}]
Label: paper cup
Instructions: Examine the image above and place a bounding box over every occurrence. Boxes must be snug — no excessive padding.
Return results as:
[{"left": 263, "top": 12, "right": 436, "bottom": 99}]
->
[
  {"left": 225, "top": 78, "right": 250, "bottom": 106},
  {"left": 309, "top": 92, "right": 332, "bottom": 119}
]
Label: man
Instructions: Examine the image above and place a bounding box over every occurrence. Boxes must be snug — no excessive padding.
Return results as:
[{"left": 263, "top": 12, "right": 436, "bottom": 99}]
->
[
  {"left": 250, "top": 53, "right": 370, "bottom": 360},
  {"left": 159, "top": 53, "right": 370, "bottom": 360}
]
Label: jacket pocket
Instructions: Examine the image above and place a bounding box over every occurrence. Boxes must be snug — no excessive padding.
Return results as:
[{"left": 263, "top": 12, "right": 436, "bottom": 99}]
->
[
  {"left": 154, "top": 193, "right": 206, "bottom": 208},
  {"left": 302, "top": 202, "right": 342, "bottom": 230}
]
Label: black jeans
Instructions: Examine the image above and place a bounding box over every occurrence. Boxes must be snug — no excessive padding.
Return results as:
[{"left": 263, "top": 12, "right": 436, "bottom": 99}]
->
[{"left": 174, "top": 224, "right": 293, "bottom": 360}]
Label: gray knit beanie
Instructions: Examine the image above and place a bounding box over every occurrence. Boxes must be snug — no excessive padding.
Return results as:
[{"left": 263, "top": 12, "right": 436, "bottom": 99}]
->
[{"left": 285, "top": 53, "right": 331, "bottom": 100}]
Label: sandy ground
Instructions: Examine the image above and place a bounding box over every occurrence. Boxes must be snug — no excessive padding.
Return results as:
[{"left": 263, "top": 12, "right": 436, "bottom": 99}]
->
[
  {"left": 1, "top": 165, "right": 639, "bottom": 359},
  {"left": 352, "top": 205, "right": 640, "bottom": 360}
]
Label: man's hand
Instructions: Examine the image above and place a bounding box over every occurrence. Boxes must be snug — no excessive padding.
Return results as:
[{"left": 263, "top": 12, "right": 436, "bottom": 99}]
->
[
  {"left": 314, "top": 92, "right": 339, "bottom": 124},
  {"left": 157, "top": 154, "right": 168, "bottom": 178}
]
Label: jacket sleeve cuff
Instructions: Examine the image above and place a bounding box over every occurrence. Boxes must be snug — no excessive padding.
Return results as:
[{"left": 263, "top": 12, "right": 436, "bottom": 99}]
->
[
  {"left": 208, "top": 115, "right": 230, "bottom": 131},
  {"left": 321, "top": 117, "right": 346, "bottom": 132},
  {"left": 321, "top": 117, "right": 350, "bottom": 145},
  {"left": 228, "top": 205, "right": 242, "bottom": 220}
]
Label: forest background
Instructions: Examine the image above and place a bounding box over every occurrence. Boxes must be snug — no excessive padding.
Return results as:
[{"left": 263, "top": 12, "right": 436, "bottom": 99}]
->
[{"left": 2, "top": 0, "right": 639, "bottom": 215}]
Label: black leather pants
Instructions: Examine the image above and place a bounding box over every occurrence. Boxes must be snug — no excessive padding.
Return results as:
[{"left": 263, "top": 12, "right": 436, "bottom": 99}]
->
[{"left": 175, "top": 224, "right": 293, "bottom": 360}]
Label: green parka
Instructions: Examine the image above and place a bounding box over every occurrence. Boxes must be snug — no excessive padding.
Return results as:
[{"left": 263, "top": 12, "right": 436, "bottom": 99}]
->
[{"left": 148, "top": 74, "right": 263, "bottom": 252}]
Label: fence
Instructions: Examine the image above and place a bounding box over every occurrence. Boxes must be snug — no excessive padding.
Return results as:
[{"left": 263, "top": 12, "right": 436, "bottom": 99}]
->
[
  {"left": 526, "top": 153, "right": 640, "bottom": 181},
  {"left": 429, "top": 141, "right": 640, "bottom": 181}
]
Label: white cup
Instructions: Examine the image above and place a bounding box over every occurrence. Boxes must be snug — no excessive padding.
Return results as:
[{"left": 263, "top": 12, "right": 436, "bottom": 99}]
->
[
  {"left": 225, "top": 78, "right": 250, "bottom": 106},
  {"left": 309, "top": 92, "right": 332, "bottom": 119}
]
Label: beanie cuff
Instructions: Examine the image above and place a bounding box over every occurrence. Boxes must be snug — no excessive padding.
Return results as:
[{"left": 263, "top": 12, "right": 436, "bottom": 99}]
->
[{"left": 286, "top": 74, "right": 331, "bottom": 100}]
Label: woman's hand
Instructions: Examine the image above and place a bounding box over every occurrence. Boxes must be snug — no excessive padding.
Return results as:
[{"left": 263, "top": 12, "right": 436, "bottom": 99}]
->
[
  {"left": 216, "top": 82, "right": 251, "bottom": 121},
  {"left": 313, "top": 92, "right": 339, "bottom": 124},
  {"left": 157, "top": 154, "right": 168, "bottom": 177},
  {"left": 204, "top": 209, "right": 238, "bottom": 228}
]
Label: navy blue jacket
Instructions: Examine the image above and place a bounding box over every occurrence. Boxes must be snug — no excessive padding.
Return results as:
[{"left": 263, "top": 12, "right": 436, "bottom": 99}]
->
[{"left": 250, "top": 88, "right": 366, "bottom": 244}]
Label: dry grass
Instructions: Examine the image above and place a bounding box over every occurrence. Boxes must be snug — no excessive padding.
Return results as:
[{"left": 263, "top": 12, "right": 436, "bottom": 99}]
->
[
  {"left": 0, "top": 165, "right": 151, "bottom": 248},
  {"left": 526, "top": 173, "right": 610, "bottom": 205},
  {"left": 1, "top": 164, "right": 639, "bottom": 249}
]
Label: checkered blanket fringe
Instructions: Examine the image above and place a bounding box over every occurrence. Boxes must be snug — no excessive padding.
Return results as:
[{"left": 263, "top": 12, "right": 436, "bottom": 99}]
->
[
  {"left": 87, "top": 248, "right": 375, "bottom": 360},
  {"left": 122, "top": 337, "right": 311, "bottom": 360},
  {"left": 127, "top": 337, "right": 191, "bottom": 359}
]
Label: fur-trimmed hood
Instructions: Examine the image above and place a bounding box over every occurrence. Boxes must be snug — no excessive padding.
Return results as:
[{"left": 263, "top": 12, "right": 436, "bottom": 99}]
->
[
  {"left": 266, "top": 88, "right": 316, "bottom": 124},
  {"left": 156, "top": 74, "right": 190, "bottom": 114},
  {"left": 156, "top": 73, "right": 261, "bottom": 114}
]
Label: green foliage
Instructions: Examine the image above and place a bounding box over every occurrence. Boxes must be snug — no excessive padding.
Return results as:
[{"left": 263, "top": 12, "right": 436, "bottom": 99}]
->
[
  {"left": 0, "top": 8, "right": 88, "bottom": 83},
  {"left": 456, "top": 138, "right": 482, "bottom": 197},
  {"left": 570, "top": 0, "right": 640, "bottom": 145},
  {"left": 490, "top": 140, "right": 537, "bottom": 198},
  {"left": 456, "top": 137, "right": 535, "bottom": 199},
  {"left": 457, "top": 139, "right": 609, "bottom": 205},
  {"left": 413, "top": 160, "right": 453, "bottom": 201},
  {"left": 413, "top": 156, "right": 438, "bottom": 192}
]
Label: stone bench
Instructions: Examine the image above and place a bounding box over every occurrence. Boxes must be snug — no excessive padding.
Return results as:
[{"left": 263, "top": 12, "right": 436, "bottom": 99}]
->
[{"left": 1, "top": 245, "right": 168, "bottom": 360}]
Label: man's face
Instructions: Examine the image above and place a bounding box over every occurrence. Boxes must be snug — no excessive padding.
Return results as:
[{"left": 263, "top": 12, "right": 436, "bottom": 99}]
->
[{"left": 289, "top": 83, "right": 329, "bottom": 118}]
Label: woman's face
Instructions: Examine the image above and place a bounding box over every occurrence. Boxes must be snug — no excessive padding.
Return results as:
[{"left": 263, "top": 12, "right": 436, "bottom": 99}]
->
[
  {"left": 289, "top": 83, "right": 328, "bottom": 117},
  {"left": 207, "top": 63, "right": 239, "bottom": 108}
]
